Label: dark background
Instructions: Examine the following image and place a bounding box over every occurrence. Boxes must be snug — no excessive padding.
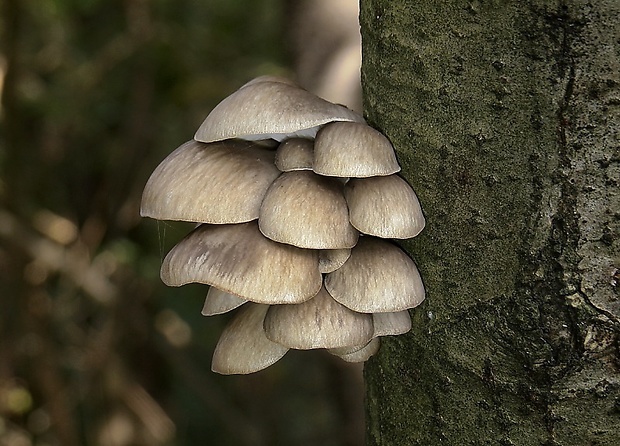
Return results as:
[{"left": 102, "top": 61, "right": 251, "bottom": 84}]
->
[{"left": 0, "top": 1, "right": 364, "bottom": 445}]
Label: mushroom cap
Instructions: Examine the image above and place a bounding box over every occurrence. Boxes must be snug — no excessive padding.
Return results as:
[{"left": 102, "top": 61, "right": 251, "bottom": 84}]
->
[
  {"left": 258, "top": 171, "right": 359, "bottom": 249},
  {"left": 372, "top": 311, "right": 412, "bottom": 337},
  {"left": 324, "top": 237, "right": 425, "bottom": 313},
  {"left": 328, "top": 311, "right": 411, "bottom": 357},
  {"left": 211, "top": 303, "right": 289, "bottom": 375},
  {"left": 194, "top": 78, "right": 364, "bottom": 143},
  {"left": 329, "top": 337, "right": 380, "bottom": 363},
  {"left": 161, "top": 222, "right": 322, "bottom": 304},
  {"left": 240, "top": 75, "right": 298, "bottom": 87},
  {"left": 313, "top": 122, "right": 401, "bottom": 178},
  {"left": 263, "top": 286, "right": 374, "bottom": 350},
  {"left": 140, "top": 140, "right": 280, "bottom": 224},
  {"left": 201, "top": 287, "right": 247, "bottom": 316},
  {"left": 274, "top": 138, "right": 314, "bottom": 172},
  {"left": 318, "top": 249, "right": 351, "bottom": 273},
  {"left": 345, "top": 175, "right": 425, "bottom": 239}
]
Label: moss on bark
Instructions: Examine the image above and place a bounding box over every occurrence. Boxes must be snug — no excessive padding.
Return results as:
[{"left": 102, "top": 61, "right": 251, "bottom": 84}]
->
[{"left": 361, "top": 1, "right": 620, "bottom": 444}]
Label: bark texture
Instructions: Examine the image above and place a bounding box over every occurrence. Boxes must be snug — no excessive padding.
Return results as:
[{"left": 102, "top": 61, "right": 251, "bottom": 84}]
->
[{"left": 361, "top": 1, "right": 620, "bottom": 444}]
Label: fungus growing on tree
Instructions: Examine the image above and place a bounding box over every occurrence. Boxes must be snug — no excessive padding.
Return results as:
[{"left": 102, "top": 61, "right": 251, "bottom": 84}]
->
[
  {"left": 263, "top": 286, "right": 374, "bottom": 350},
  {"left": 211, "top": 303, "right": 289, "bottom": 375},
  {"left": 201, "top": 287, "right": 247, "bottom": 316},
  {"left": 345, "top": 174, "right": 426, "bottom": 239},
  {"left": 324, "top": 236, "right": 425, "bottom": 313},
  {"left": 312, "top": 121, "right": 401, "bottom": 177},
  {"left": 141, "top": 76, "right": 426, "bottom": 374},
  {"left": 140, "top": 139, "right": 280, "bottom": 224},
  {"left": 274, "top": 137, "right": 315, "bottom": 172},
  {"left": 160, "top": 222, "right": 322, "bottom": 304},
  {"left": 318, "top": 249, "right": 351, "bottom": 273},
  {"left": 194, "top": 76, "right": 364, "bottom": 143},
  {"left": 258, "top": 171, "right": 359, "bottom": 249}
]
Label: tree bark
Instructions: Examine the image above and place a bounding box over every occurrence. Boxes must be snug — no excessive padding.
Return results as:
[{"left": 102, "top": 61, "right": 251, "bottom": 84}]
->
[{"left": 360, "top": 1, "right": 620, "bottom": 444}]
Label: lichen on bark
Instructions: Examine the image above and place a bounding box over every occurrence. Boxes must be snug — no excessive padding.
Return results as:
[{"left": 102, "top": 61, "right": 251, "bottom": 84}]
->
[{"left": 361, "top": 1, "right": 620, "bottom": 445}]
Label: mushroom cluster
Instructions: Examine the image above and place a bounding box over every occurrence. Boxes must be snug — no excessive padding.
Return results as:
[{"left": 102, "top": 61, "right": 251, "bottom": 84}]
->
[{"left": 141, "top": 76, "right": 426, "bottom": 374}]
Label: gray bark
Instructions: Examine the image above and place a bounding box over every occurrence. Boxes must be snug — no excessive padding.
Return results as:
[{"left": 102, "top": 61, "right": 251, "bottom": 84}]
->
[{"left": 360, "top": 1, "right": 620, "bottom": 444}]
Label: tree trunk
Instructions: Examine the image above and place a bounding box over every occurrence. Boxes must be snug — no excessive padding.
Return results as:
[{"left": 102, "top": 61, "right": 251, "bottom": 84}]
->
[{"left": 360, "top": 1, "right": 620, "bottom": 444}]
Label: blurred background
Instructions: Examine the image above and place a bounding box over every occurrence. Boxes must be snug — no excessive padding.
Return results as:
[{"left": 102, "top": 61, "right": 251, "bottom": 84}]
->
[{"left": 0, "top": 0, "right": 363, "bottom": 445}]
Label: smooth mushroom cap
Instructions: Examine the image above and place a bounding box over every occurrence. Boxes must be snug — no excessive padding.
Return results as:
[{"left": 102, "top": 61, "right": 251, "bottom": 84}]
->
[
  {"left": 329, "top": 337, "right": 380, "bottom": 363},
  {"left": 345, "top": 175, "right": 425, "bottom": 239},
  {"left": 201, "top": 287, "right": 247, "bottom": 316},
  {"left": 212, "top": 303, "right": 289, "bottom": 375},
  {"left": 140, "top": 140, "right": 280, "bottom": 224},
  {"left": 263, "top": 286, "right": 373, "bottom": 350},
  {"left": 239, "top": 75, "right": 298, "bottom": 87},
  {"left": 194, "top": 78, "right": 364, "bottom": 143},
  {"left": 372, "top": 310, "right": 412, "bottom": 337},
  {"left": 313, "top": 122, "right": 401, "bottom": 178},
  {"left": 161, "top": 222, "right": 322, "bottom": 304},
  {"left": 324, "top": 236, "right": 425, "bottom": 313},
  {"left": 318, "top": 249, "right": 351, "bottom": 273},
  {"left": 274, "top": 138, "right": 314, "bottom": 172},
  {"left": 258, "top": 171, "right": 359, "bottom": 249}
]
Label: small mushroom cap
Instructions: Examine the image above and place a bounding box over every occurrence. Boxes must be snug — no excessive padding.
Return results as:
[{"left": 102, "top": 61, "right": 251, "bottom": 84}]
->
[
  {"left": 313, "top": 122, "right": 401, "bottom": 178},
  {"left": 201, "top": 287, "right": 247, "bottom": 316},
  {"left": 263, "top": 286, "right": 374, "bottom": 350},
  {"left": 345, "top": 175, "right": 425, "bottom": 239},
  {"left": 140, "top": 140, "right": 280, "bottom": 224},
  {"left": 327, "top": 311, "right": 410, "bottom": 357},
  {"left": 318, "top": 249, "right": 351, "bottom": 273},
  {"left": 161, "top": 222, "right": 322, "bottom": 304},
  {"left": 372, "top": 311, "right": 412, "bottom": 337},
  {"left": 212, "top": 303, "right": 289, "bottom": 375},
  {"left": 258, "top": 171, "right": 359, "bottom": 249},
  {"left": 329, "top": 337, "right": 380, "bottom": 363},
  {"left": 274, "top": 138, "right": 314, "bottom": 172},
  {"left": 324, "top": 237, "right": 425, "bottom": 313},
  {"left": 194, "top": 78, "right": 364, "bottom": 143}
]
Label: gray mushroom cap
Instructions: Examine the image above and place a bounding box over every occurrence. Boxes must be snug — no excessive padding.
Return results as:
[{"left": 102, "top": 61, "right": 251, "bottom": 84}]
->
[
  {"left": 194, "top": 77, "right": 364, "bottom": 143},
  {"left": 318, "top": 249, "right": 351, "bottom": 273},
  {"left": 345, "top": 175, "right": 425, "bottom": 239},
  {"left": 372, "top": 311, "right": 412, "bottom": 337},
  {"left": 263, "top": 286, "right": 374, "bottom": 350},
  {"left": 258, "top": 171, "right": 359, "bottom": 249},
  {"left": 201, "top": 287, "right": 247, "bottom": 316},
  {"left": 161, "top": 222, "right": 322, "bottom": 304},
  {"left": 140, "top": 140, "right": 280, "bottom": 224},
  {"left": 274, "top": 138, "right": 314, "bottom": 172},
  {"left": 211, "top": 303, "right": 288, "bottom": 375},
  {"left": 328, "top": 311, "right": 411, "bottom": 354},
  {"left": 328, "top": 337, "right": 381, "bottom": 363},
  {"left": 324, "top": 236, "right": 425, "bottom": 313},
  {"left": 313, "top": 122, "right": 401, "bottom": 177}
]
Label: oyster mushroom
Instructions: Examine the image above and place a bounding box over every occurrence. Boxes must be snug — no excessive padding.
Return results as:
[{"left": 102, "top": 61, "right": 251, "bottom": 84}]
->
[
  {"left": 258, "top": 171, "right": 358, "bottom": 249},
  {"left": 324, "top": 236, "right": 425, "bottom": 313},
  {"left": 313, "top": 121, "right": 400, "bottom": 178},
  {"left": 274, "top": 137, "right": 315, "bottom": 172},
  {"left": 194, "top": 77, "right": 364, "bottom": 143},
  {"left": 263, "top": 286, "right": 373, "bottom": 350},
  {"left": 140, "top": 140, "right": 280, "bottom": 224},
  {"left": 201, "top": 287, "right": 247, "bottom": 316},
  {"left": 211, "top": 303, "right": 288, "bottom": 375},
  {"left": 161, "top": 222, "right": 322, "bottom": 304},
  {"left": 318, "top": 249, "right": 351, "bottom": 273},
  {"left": 329, "top": 337, "right": 381, "bottom": 363},
  {"left": 372, "top": 310, "right": 412, "bottom": 337},
  {"left": 345, "top": 174, "right": 425, "bottom": 239}
]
